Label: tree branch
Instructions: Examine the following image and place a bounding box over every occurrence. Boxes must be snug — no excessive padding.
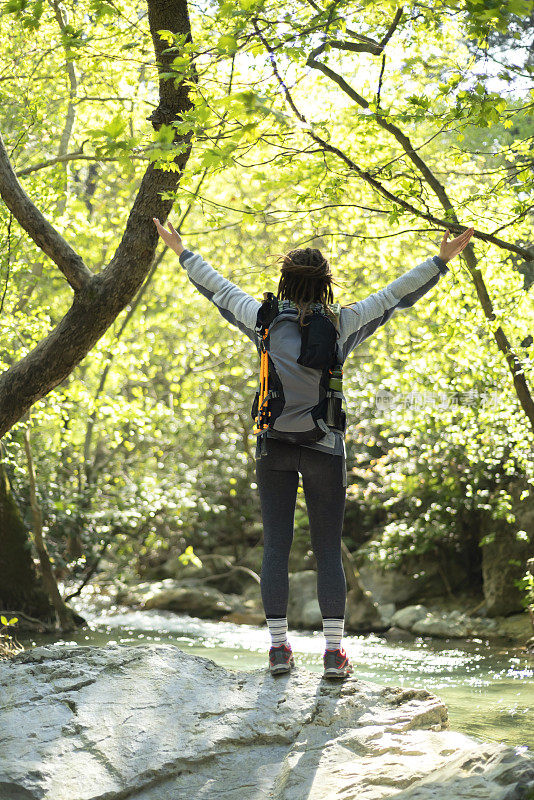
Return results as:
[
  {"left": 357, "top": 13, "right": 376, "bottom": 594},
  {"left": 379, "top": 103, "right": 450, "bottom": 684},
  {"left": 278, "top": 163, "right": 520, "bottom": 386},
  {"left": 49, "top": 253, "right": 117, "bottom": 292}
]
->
[
  {"left": 256, "top": 25, "right": 533, "bottom": 259},
  {"left": 0, "top": 132, "right": 93, "bottom": 292},
  {"left": 306, "top": 50, "right": 534, "bottom": 430},
  {"left": 378, "top": 7, "right": 404, "bottom": 48},
  {"left": 308, "top": 38, "right": 383, "bottom": 59},
  {"left": 15, "top": 151, "right": 146, "bottom": 176}
]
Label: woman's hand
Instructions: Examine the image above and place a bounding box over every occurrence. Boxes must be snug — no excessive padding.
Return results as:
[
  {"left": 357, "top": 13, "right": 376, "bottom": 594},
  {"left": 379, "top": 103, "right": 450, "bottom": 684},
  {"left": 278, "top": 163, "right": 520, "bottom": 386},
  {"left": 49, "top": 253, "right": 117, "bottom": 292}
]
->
[
  {"left": 153, "top": 217, "right": 184, "bottom": 256},
  {"left": 439, "top": 226, "right": 474, "bottom": 263}
]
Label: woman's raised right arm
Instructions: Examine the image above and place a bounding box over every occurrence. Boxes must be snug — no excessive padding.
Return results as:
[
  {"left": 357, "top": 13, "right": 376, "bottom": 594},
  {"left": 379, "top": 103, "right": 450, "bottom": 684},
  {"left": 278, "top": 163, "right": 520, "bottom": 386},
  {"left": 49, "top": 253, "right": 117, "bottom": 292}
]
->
[{"left": 153, "top": 218, "right": 260, "bottom": 342}]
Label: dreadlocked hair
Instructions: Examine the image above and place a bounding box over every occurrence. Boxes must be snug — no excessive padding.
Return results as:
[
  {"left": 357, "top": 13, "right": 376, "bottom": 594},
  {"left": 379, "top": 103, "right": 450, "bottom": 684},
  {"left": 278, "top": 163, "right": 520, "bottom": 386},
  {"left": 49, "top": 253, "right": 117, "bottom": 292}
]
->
[{"left": 276, "top": 247, "right": 341, "bottom": 328}]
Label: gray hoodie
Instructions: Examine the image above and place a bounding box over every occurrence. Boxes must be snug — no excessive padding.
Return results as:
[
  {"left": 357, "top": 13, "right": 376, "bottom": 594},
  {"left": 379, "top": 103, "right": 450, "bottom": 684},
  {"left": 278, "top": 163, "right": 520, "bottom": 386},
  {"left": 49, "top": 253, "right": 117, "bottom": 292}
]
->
[{"left": 178, "top": 249, "right": 449, "bottom": 456}]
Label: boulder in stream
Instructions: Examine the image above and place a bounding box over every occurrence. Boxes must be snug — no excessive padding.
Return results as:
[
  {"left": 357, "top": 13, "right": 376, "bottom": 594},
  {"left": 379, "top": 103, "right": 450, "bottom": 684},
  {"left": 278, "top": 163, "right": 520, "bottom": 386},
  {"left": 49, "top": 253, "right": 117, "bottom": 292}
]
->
[
  {"left": 356, "top": 552, "right": 469, "bottom": 605},
  {"left": 390, "top": 603, "right": 429, "bottom": 629},
  {"left": 391, "top": 605, "right": 502, "bottom": 639},
  {"left": 1, "top": 644, "right": 533, "bottom": 800},
  {"left": 287, "top": 570, "right": 322, "bottom": 628},
  {"left": 286, "top": 571, "right": 387, "bottom": 631},
  {"left": 116, "top": 578, "right": 241, "bottom": 619},
  {"left": 345, "top": 586, "right": 387, "bottom": 632}
]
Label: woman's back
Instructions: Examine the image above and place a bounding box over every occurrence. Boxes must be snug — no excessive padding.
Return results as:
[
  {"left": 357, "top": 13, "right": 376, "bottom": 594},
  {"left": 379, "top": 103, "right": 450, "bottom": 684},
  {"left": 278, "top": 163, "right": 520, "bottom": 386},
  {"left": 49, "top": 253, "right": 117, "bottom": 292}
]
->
[
  {"left": 173, "top": 245, "right": 451, "bottom": 456},
  {"left": 260, "top": 306, "right": 339, "bottom": 436}
]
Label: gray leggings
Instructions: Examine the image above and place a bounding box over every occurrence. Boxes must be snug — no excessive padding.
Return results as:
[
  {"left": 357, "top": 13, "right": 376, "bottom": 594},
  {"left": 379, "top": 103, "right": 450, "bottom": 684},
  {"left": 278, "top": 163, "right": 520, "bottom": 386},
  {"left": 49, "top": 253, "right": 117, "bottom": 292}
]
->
[{"left": 255, "top": 437, "right": 347, "bottom": 620}]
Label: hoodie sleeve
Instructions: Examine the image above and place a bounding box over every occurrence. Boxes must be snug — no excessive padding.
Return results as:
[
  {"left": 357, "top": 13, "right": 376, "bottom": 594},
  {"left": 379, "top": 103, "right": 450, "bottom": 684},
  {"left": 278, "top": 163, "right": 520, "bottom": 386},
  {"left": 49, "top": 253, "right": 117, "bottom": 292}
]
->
[
  {"left": 337, "top": 255, "right": 450, "bottom": 361},
  {"left": 179, "top": 249, "right": 261, "bottom": 343}
]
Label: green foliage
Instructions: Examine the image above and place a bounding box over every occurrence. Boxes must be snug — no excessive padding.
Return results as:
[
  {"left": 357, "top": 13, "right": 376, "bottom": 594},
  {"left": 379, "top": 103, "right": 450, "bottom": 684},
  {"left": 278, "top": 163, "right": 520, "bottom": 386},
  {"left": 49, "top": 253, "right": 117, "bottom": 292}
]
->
[
  {"left": 0, "top": 616, "right": 23, "bottom": 660},
  {"left": 178, "top": 545, "right": 202, "bottom": 568},
  {"left": 515, "top": 560, "right": 534, "bottom": 613}
]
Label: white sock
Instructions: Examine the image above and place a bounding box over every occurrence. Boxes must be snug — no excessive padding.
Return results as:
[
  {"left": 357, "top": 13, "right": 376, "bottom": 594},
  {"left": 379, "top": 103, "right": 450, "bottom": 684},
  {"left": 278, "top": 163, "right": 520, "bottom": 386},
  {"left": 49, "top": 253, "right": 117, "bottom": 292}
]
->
[
  {"left": 323, "top": 618, "right": 344, "bottom": 650},
  {"left": 267, "top": 617, "right": 289, "bottom": 647}
]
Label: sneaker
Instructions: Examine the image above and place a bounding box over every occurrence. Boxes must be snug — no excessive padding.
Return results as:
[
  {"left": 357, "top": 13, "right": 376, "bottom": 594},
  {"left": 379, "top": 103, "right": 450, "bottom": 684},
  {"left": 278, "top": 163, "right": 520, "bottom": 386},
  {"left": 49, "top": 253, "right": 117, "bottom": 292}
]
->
[
  {"left": 323, "top": 647, "right": 353, "bottom": 679},
  {"left": 269, "top": 643, "right": 295, "bottom": 675}
]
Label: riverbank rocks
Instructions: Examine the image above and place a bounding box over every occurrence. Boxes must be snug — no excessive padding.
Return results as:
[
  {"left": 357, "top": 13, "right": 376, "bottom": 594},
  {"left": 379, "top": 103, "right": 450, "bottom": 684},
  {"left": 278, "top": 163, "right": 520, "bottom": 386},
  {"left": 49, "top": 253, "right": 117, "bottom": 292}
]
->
[
  {"left": 357, "top": 560, "right": 430, "bottom": 604},
  {"left": 1, "top": 644, "right": 533, "bottom": 800},
  {"left": 345, "top": 586, "right": 387, "bottom": 632},
  {"left": 115, "top": 578, "right": 242, "bottom": 619},
  {"left": 286, "top": 571, "right": 387, "bottom": 631},
  {"left": 221, "top": 610, "right": 266, "bottom": 625},
  {"left": 287, "top": 570, "right": 322, "bottom": 627},
  {"left": 494, "top": 611, "right": 534, "bottom": 643},
  {"left": 355, "top": 552, "right": 469, "bottom": 605},
  {"left": 390, "top": 605, "right": 502, "bottom": 639},
  {"left": 390, "top": 604, "right": 428, "bottom": 630},
  {"left": 221, "top": 579, "right": 266, "bottom": 625}
]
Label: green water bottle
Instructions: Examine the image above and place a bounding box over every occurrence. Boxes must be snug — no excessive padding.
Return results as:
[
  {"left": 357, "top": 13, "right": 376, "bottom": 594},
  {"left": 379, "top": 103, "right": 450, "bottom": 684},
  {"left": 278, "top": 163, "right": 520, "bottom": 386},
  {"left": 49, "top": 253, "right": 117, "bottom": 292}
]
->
[
  {"left": 326, "top": 366, "right": 343, "bottom": 426},
  {"left": 329, "top": 366, "right": 343, "bottom": 391}
]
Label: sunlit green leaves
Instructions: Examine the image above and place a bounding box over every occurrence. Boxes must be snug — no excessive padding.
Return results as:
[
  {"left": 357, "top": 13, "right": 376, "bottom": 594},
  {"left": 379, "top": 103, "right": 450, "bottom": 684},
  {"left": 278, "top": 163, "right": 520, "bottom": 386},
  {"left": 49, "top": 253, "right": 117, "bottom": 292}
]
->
[
  {"left": 89, "top": 0, "right": 118, "bottom": 20},
  {"left": 86, "top": 114, "right": 139, "bottom": 162},
  {"left": 216, "top": 34, "right": 238, "bottom": 54},
  {"left": 87, "top": 114, "right": 127, "bottom": 141},
  {"left": 178, "top": 544, "right": 202, "bottom": 567},
  {"left": 2, "top": 0, "right": 43, "bottom": 29}
]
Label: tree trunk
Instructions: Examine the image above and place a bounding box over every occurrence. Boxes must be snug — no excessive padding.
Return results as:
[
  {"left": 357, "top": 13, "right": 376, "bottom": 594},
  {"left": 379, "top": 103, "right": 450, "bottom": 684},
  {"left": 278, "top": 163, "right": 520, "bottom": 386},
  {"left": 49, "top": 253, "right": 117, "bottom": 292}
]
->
[
  {"left": 0, "top": 458, "right": 54, "bottom": 621},
  {"left": 23, "top": 419, "right": 77, "bottom": 630}
]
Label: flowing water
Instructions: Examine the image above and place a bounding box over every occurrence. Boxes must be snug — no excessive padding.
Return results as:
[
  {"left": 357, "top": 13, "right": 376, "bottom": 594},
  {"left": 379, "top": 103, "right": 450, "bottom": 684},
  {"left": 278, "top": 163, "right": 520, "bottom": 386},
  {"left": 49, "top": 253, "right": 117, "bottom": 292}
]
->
[{"left": 18, "top": 601, "right": 533, "bottom": 755}]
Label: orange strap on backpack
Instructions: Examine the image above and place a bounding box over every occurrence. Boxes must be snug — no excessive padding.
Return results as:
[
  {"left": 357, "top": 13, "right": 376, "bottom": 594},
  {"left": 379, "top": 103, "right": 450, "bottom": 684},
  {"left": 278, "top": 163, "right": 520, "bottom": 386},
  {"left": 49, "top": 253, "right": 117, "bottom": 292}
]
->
[{"left": 253, "top": 329, "right": 270, "bottom": 434}]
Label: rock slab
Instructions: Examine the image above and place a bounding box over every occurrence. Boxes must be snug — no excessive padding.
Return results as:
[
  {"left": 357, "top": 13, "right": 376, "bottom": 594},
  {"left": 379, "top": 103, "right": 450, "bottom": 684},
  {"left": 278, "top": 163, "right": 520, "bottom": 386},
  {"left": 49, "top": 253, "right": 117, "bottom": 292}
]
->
[{"left": 0, "top": 644, "right": 533, "bottom": 800}]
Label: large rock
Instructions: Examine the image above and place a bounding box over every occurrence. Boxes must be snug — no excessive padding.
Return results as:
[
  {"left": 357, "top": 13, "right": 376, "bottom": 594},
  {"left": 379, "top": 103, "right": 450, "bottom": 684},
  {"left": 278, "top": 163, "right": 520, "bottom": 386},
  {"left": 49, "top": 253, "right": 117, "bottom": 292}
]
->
[
  {"left": 390, "top": 604, "right": 429, "bottom": 630},
  {"left": 1, "top": 644, "right": 533, "bottom": 800},
  {"left": 481, "top": 486, "right": 534, "bottom": 616},
  {"left": 116, "top": 578, "right": 241, "bottom": 619},
  {"left": 221, "top": 610, "right": 266, "bottom": 625},
  {"left": 391, "top": 605, "right": 501, "bottom": 639},
  {"left": 493, "top": 611, "right": 534, "bottom": 643},
  {"left": 287, "top": 571, "right": 386, "bottom": 632},
  {"left": 356, "top": 552, "right": 469, "bottom": 605},
  {"left": 377, "top": 602, "right": 396, "bottom": 625},
  {"left": 412, "top": 613, "right": 472, "bottom": 638},
  {"left": 221, "top": 581, "right": 266, "bottom": 625},
  {"left": 356, "top": 560, "right": 436, "bottom": 604},
  {"left": 345, "top": 586, "right": 387, "bottom": 632},
  {"left": 143, "top": 585, "right": 239, "bottom": 619},
  {"left": 287, "top": 570, "right": 322, "bottom": 628}
]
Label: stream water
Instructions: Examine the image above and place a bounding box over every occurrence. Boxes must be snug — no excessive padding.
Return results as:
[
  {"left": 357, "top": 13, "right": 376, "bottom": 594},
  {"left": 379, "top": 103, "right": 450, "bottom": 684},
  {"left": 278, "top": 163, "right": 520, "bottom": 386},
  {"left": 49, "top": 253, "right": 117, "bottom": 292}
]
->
[{"left": 18, "top": 601, "right": 533, "bottom": 754}]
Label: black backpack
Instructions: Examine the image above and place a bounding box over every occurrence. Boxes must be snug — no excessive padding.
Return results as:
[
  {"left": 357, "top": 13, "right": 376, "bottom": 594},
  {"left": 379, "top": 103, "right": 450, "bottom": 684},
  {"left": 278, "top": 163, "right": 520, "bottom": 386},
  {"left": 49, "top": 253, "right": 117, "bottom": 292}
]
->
[{"left": 251, "top": 292, "right": 346, "bottom": 450}]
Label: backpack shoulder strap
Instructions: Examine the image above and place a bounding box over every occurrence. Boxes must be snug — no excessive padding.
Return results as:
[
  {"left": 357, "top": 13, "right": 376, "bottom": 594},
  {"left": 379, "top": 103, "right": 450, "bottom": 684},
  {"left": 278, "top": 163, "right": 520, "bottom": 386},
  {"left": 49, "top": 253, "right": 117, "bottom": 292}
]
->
[
  {"left": 255, "top": 296, "right": 341, "bottom": 336},
  {"left": 255, "top": 292, "right": 281, "bottom": 336}
]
